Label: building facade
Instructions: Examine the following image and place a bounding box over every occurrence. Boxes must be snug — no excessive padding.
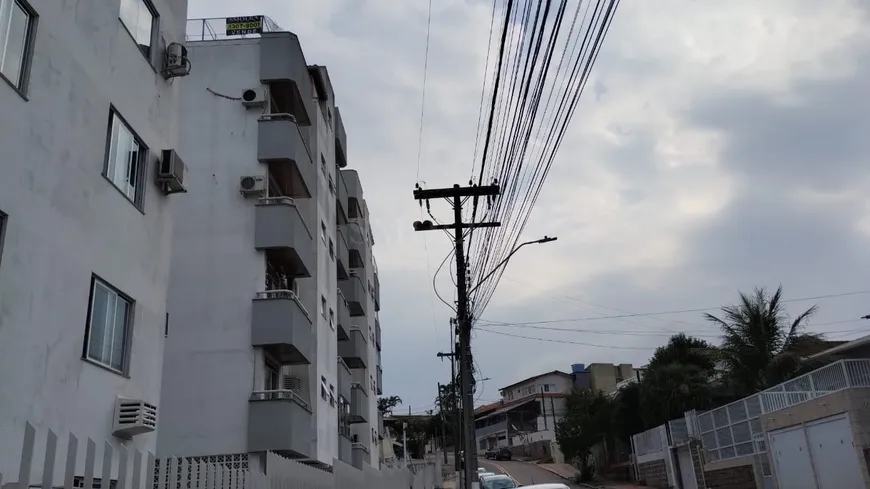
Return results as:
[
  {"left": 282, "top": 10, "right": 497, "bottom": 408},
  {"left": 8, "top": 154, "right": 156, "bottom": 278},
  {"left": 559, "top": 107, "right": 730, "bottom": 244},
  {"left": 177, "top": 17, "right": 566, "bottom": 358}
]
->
[
  {"left": 0, "top": 0, "right": 189, "bottom": 480},
  {"left": 155, "top": 20, "right": 382, "bottom": 471},
  {"left": 475, "top": 371, "right": 574, "bottom": 454}
]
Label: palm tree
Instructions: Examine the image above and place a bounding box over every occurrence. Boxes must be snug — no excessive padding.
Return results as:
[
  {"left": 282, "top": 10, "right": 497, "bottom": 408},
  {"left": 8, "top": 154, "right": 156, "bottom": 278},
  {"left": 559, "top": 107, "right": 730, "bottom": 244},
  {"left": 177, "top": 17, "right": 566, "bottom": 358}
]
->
[
  {"left": 705, "top": 285, "right": 822, "bottom": 397},
  {"left": 647, "top": 333, "right": 716, "bottom": 372}
]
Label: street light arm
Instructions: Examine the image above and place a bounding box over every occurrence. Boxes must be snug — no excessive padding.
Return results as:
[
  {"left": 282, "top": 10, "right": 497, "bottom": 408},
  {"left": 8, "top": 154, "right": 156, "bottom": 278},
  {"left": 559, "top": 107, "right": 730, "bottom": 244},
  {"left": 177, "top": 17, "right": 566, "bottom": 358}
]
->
[{"left": 467, "top": 236, "right": 557, "bottom": 296}]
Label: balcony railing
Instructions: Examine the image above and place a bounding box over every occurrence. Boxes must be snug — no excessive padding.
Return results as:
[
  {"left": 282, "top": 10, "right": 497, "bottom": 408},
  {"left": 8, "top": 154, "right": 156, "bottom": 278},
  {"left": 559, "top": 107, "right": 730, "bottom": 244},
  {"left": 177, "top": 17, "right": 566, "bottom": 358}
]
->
[
  {"left": 250, "top": 389, "right": 310, "bottom": 410},
  {"left": 696, "top": 359, "right": 870, "bottom": 462}
]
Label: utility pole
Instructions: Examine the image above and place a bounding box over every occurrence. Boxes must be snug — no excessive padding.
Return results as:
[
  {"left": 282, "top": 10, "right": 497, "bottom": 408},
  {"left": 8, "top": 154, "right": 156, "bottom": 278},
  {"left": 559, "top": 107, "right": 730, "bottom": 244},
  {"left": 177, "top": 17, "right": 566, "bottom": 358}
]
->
[
  {"left": 437, "top": 349, "right": 461, "bottom": 478},
  {"left": 415, "top": 183, "right": 500, "bottom": 489}
]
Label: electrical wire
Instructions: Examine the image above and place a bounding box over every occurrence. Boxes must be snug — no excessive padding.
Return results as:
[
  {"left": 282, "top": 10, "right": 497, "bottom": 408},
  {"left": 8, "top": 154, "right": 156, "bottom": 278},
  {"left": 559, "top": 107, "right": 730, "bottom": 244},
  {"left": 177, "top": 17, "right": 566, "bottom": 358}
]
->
[
  {"left": 477, "top": 327, "right": 656, "bottom": 349},
  {"left": 476, "top": 289, "right": 870, "bottom": 326}
]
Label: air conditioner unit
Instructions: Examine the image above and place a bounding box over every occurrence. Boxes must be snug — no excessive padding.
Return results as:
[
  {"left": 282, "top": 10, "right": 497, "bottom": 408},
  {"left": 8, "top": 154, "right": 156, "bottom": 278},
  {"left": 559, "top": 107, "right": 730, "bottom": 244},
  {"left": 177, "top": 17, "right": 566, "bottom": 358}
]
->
[
  {"left": 239, "top": 175, "right": 266, "bottom": 196},
  {"left": 283, "top": 376, "right": 302, "bottom": 392},
  {"left": 112, "top": 397, "right": 157, "bottom": 439},
  {"left": 156, "top": 149, "right": 188, "bottom": 194},
  {"left": 162, "top": 42, "right": 190, "bottom": 79},
  {"left": 241, "top": 87, "right": 268, "bottom": 108}
]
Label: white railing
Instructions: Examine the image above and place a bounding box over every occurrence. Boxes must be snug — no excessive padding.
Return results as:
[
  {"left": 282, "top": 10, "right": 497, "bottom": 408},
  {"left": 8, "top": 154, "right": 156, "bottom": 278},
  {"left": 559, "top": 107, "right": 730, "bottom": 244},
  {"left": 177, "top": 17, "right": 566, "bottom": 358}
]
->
[
  {"left": 668, "top": 417, "right": 689, "bottom": 445},
  {"left": 250, "top": 389, "right": 310, "bottom": 411},
  {"left": 696, "top": 359, "right": 870, "bottom": 462},
  {"left": 2, "top": 422, "right": 423, "bottom": 489},
  {"left": 254, "top": 289, "right": 311, "bottom": 321},
  {"left": 186, "top": 16, "right": 283, "bottom": 42},
  {"left": 257, "top": 196, "right": 295, "bottom": 206}
]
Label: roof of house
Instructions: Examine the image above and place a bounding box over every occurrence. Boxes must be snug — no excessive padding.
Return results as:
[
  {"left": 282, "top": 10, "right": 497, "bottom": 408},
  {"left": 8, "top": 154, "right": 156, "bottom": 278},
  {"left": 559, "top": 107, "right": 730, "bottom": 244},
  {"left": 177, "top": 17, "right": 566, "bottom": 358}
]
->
[
  {"left": 474, "top": 401, "right": 502, "bottom": 416},
  {"left": 809, "top": 336, "right": 869, "bottom": 359},
  {"left": 498, "top": 370, "right": 574, "bottom": 393}
]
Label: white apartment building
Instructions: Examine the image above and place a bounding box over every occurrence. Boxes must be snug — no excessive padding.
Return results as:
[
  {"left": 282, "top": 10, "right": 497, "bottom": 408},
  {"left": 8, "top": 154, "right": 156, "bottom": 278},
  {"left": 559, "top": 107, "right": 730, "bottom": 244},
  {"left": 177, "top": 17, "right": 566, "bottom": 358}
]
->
[
  {"left": 156, "top": 17, "right": 383, "bottom": 471},
  {"left": 0, "top": 0, "right": 189, "bottom": 480}
]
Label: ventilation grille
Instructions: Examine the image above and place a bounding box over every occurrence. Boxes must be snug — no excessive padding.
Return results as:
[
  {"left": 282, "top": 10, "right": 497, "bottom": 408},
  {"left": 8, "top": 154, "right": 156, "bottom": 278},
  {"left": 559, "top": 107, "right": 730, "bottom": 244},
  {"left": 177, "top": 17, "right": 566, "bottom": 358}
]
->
[
  {"left": 283, "top": 376, "right": 302, "bottom": 392},
  {"left": 112, "top": 397, "right": 158, "bottom": 439}
]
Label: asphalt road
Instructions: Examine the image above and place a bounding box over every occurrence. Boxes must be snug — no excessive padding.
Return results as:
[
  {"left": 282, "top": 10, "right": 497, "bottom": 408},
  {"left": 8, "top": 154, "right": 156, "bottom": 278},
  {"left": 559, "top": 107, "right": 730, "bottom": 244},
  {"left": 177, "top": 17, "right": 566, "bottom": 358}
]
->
[{"left": 478, "top": 458, "right": 579, "bottom": 488}]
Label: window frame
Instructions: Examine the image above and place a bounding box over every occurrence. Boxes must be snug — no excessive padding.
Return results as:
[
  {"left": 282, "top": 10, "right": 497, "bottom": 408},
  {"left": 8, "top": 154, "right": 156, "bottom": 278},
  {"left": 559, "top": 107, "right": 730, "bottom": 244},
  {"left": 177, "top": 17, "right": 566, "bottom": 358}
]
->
[
  {"left": 264, "top": 357, "right": 280, "bottom": 390},
  {"left": 117, "top": 0, "right": 159, "bottom": 66},
  {"left": 0, "top": 0, "right": 38, "bottom": 97},
  {"left": 82, "top": 274, "right": 135, "bottom": 376},
  {"left": 0, "top": 210, "right": 6, "bottom": 270},
  {"left": 103, "top": 108, "right": 148, "bottom": 211}
]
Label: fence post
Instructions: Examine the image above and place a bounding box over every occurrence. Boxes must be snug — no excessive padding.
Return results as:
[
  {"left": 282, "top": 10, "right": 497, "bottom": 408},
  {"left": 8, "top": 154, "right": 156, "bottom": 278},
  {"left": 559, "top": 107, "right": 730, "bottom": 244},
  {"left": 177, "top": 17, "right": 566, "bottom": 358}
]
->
[{"left": 843, "top": 360, "right": 852, "bottom": 388}]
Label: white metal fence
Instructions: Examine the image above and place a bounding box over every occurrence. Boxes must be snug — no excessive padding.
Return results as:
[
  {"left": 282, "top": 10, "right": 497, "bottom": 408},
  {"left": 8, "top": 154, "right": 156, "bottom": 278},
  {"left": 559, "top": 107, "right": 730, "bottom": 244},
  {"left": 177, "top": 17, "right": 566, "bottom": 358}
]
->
[
  {"left": 631, "top": 424, "right": 668, "bottom": 457},
  {"left": 1, "top": 422, "right": 426, "bottom": 489},
  {"left": 697, "top": 359, "right": 870, "bottom": 462}
]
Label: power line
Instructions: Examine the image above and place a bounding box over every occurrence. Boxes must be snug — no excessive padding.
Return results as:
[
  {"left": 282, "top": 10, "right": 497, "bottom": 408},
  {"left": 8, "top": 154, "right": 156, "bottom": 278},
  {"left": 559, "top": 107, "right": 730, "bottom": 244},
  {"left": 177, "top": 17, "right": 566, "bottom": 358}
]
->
[
  {"left": 476, "top": 318, "right": 868, "bottom": 337},
  {"left": 477, "top": 328, "right": 656, "bottom": 349},
  {"left": 477, "top": 290, "right": 870, "bottom": 326}
]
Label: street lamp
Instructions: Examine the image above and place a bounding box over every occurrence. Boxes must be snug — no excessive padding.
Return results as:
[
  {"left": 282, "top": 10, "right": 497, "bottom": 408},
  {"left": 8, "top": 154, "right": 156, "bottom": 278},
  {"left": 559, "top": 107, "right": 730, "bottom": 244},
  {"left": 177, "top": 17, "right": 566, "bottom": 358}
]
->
[{"left": 468, "top": 236, "right": 557, "bottom": 295}]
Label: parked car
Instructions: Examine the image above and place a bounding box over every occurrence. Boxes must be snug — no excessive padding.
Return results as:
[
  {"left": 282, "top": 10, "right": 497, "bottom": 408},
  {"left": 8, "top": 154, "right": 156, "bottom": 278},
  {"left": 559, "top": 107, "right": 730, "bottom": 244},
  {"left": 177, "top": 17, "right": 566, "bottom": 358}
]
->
[
  {"left": 520, "top": 485, "right": 569, "bottom": 489},
  {"left": 480, "top": 474, "right": 520, "bottom": 489},
  {"left": 485, "top": 447, "right": 512, "bottom": 460}
]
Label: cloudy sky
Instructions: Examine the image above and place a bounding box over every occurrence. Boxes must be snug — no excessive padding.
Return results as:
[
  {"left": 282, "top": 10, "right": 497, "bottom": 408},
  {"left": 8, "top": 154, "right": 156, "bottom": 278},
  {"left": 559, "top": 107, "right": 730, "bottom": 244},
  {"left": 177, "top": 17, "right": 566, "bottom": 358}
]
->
[{"left": 188, "top": 0, "right": 870, "bottom": 412}]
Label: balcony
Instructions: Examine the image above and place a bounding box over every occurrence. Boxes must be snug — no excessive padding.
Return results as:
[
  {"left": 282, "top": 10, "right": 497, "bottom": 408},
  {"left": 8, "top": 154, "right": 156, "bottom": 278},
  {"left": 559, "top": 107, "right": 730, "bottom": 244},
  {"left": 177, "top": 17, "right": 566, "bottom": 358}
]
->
[
  {"left": 259, "top": 33, "right": 311, "bottom": 126},
  {"left": 336, "top": 289, "right": 351, "bottom": 341},
  {"left": 339, "top": 274, "right": 366, "bottom": 317},
  {"left": 251, "top": 290, "right": 313, "bottom": 365},
  {"left": 257, "top": 115, "right": 314, "bottom": 198},
  {"left": 350, "top": 385, "right": 368, "bottom": 424},
  {"left": 351, "top": 442, "right": 369, "bottom": 469},
  {"left": 339, "top": 329, "right": 367, "bottom": 369},
  {"left": 335, "top": 107, "right": 348, "bottom": 169},
  {"left": 255, "top": 198, "right": 313, "bottom": 278},
  {"left": 336, "top": 163, "right": 348, "bottom": 226},
  {"left": 339, "top": 433, "right": 352, "bottom": 465},
  {"left": 341, "top": 170, "right": 364, "bottom": 219},
  {"left": 248, "top": 389, "right": 312, "bottom": 457},
  {"left": 376, "top": 366, "right": 383, "bottom": 396},
  {"left": 336, "top": 227, "right": 349, "bottom": 280},
  {"left": 338, "top": 358, "right": 352, "bottom": 401}
]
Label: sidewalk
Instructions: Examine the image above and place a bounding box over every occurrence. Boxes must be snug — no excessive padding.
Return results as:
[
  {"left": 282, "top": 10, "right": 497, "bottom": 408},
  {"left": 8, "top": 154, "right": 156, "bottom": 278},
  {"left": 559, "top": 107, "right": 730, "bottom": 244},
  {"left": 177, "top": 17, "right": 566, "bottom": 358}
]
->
[{"left": 535, "top": 463, "right": 645, "bottom": 489}]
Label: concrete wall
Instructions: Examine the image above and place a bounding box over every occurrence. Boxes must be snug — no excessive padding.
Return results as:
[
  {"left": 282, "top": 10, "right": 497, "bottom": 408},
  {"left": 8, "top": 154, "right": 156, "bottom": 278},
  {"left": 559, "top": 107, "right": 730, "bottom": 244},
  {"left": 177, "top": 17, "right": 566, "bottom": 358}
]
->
[
  {"left": 703, "top": 456, "right": 759, "bottom": 489},
  {"left": 502, "top": 373, "right": 573, "bottom": 401},
  {"left": 637, "top": 459, "right": 668, "bottom": 488},
  {"left": 157, "top": 40, "right": 273, "bottom": 458},
  {"left": 156, "top": 38, "right": 349, "bottom": 468},
  {"left": 0, "top": 0, "right": 187, "bottom": 480}
]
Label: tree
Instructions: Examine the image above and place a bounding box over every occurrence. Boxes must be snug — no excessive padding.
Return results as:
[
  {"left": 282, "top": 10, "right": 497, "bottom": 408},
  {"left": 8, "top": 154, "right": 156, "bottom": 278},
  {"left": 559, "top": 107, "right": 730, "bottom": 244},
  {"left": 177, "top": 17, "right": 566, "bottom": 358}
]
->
[
  {"left": 705, "top": 286, "right": 822, "bottom": 397},
  {"left": 646, "top": 333, "right": 715, "bottom": 372},
  {"left": 377, "top": 395, "right": 402, "bottom": 416},
  {"left": 556, "top": 389, "right": 612, "bottom": 482}
]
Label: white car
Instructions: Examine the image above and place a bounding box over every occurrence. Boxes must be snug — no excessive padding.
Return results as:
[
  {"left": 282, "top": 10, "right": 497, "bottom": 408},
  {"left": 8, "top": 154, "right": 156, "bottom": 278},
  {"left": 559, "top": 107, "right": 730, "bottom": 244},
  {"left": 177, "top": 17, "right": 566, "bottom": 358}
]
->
[
  {"left": 477, "top": 468, "right": 488, "bottom": 475},
  {"left": 520, "top": 484, "right": 570, "bottom": 489},
  {"left": 478, "top": 472, "right": 497, "bottom": 482}
]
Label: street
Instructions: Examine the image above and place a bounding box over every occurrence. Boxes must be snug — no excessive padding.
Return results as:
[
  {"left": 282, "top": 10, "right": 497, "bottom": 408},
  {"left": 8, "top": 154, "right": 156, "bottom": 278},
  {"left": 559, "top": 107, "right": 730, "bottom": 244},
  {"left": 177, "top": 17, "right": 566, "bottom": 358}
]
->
[{"left": 478, "top": 458, "right": 580, "bottom": 488}]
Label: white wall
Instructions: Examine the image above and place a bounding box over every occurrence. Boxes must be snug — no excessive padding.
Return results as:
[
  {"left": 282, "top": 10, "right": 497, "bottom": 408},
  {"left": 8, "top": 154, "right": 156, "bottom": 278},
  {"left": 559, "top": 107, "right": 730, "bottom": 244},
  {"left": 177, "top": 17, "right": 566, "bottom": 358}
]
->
[
  {"left": 0, "top": 0, "right": 186, "bottom": 480},
  {"left": 310, "top": 81, "right": 340, "bottom": 466},
  {"left": 157, "top": 40, "right": 268, "bottom": 458}
]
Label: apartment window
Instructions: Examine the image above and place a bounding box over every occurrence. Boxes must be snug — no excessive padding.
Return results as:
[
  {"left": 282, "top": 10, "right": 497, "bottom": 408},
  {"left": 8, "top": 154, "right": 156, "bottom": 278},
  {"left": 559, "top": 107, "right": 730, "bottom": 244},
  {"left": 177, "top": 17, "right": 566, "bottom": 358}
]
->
[
  {"left": 328, "top": 238, "right": 334, "bottom": 260},
  {"left": 83, "top": 276, "right": 133, "bottom": 374},
  {"left": 104, "top": 109, "right": 146, "bottom": 207},
  {"left": 320, "top": 221, "right": 326, "bottom": 244},
  {"left": 265, "top": 359, "right": 279, "bottom": 390},
  {"left": 328, "top": 175, "right": 335, "bottom": 195},
  {"left": 544, "top": 384, "right": 550, "bottom": 392},
  {"left": 0, "top": 0, "right": 37, "bottom": 94},
  {"left": 118, "top": 0, "right": 157, "bottom": 60},
  {"left": 329, "top": 384, "right": 336, "bottom": 407},
  {"left": 329, "top": 308, "right": 335, "bottom": 331},
  {"left": 320, "top": 376, "right": 329, "bottom": 401},
  {"left": 320, "top": 154, "right": 326, "bottom": 175},
  {"left": 321, "top": 295, "right": 327, "bottom": 317},
  {"left": 0, "top": 210, "right": 6, "bottom": 269}
]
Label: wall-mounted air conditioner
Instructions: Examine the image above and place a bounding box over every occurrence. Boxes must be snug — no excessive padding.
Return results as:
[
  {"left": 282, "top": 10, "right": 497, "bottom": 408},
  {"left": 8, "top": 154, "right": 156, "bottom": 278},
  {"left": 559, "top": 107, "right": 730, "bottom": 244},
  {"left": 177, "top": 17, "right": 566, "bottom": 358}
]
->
[
  {"left": 241, "top": 87, "right": 268, "bottom": 108},
  {"left": 112, "top": 397, "right": 158, "bottom": 439},
  {"left": 239, "top": 175, "right": 266, "bottom": 196},
  {"left": 283, "top": 376, "right": 302, "bottom": 392},
  {"left": 156, "top": 149, "right": 188, "bottom": 194},
  {"left": 162, "top": 42, "right": 191, "bottom": 79}
]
